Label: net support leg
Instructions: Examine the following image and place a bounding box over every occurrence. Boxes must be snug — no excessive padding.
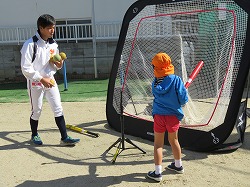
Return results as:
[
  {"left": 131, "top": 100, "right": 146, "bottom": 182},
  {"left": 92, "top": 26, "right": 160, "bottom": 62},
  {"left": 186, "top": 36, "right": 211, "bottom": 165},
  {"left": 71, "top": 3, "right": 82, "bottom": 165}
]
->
[
  {"left": 125, "top": 138, "right": 146, "bottom": 154},
  {"left": 104, "top": 115, "right": 146, "bottom": 164},
  {"left": 105, "top": 136, "right": 146, "bottom": 164},
  {"left": 104, "top": 87, "right": 146, "bottom": 163}
]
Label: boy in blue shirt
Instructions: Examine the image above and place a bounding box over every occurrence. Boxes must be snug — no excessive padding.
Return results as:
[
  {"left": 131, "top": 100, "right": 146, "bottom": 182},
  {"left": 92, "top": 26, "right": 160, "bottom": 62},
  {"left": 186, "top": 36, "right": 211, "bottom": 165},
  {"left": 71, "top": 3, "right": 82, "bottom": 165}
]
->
[{"left": 147, "top": 52, "right": 188, "bottom": 182}]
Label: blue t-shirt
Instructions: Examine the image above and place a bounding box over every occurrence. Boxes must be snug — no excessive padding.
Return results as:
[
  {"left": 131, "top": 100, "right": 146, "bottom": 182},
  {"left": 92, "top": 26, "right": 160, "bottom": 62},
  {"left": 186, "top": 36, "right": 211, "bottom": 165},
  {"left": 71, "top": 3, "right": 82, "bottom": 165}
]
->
[{"left": 152, "top": 74, "right": 188, "bottom": 121}]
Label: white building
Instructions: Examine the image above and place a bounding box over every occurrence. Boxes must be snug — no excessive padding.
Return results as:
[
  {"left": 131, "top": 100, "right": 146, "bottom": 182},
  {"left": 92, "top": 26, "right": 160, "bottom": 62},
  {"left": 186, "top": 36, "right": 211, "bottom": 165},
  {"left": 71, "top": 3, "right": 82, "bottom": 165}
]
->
[
  {"left": 0, "top": 0, "right": 136, "bottom": 26},
  {"left": 0, "top": 0, "right": 136, "bottom": 81},
  {"left": 0, "top": 0, "right": 137, "bottom": 44}
]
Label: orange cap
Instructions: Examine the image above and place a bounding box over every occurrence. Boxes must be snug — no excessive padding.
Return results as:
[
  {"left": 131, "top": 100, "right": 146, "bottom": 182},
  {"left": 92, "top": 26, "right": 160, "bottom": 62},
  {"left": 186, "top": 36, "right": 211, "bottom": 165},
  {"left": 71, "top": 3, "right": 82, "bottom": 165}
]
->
[{"left": 152, "top": 52, "right": 174, "bottom": 78}]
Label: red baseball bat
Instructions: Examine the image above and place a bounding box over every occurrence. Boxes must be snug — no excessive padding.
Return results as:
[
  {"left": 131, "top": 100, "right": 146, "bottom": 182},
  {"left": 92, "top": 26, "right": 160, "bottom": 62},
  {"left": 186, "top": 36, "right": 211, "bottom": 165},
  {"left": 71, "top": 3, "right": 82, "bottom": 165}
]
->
[{"left": 185, "top": 60, "right": 204, "bottom": 88}]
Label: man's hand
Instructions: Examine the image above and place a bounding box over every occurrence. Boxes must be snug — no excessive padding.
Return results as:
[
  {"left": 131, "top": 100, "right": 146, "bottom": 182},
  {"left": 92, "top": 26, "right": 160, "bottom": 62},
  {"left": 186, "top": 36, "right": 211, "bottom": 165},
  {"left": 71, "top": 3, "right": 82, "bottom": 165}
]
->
[
  {"left": 49, "top": 53, "right": 66, "bottom": 69},
  {"left": 40, "top": 77, "right": 54, "bottom": 88},
  {"left": 53, "top": 59, "right": 63, "bottom": 68}
]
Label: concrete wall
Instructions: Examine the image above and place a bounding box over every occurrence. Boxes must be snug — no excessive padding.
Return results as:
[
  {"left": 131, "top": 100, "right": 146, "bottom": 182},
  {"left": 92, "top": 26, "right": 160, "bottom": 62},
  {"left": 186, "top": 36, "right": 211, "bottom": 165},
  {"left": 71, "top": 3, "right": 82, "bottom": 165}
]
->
[
  {"left": 0, "top": 45, "right": 21, "bottom": 81},
  {"left": 0, "top": 0, "right": 136, "bottom": 27},
  {"left": 0, "top": 41, "right": 117, "bottom": 82}
]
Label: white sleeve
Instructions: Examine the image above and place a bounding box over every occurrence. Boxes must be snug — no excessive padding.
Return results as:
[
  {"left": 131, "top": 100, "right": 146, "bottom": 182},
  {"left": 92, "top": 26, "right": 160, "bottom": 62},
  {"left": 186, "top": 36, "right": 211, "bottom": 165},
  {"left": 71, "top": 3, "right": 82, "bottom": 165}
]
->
[{"left": 20, "top": 41, "right": 43, "bottom": 81}]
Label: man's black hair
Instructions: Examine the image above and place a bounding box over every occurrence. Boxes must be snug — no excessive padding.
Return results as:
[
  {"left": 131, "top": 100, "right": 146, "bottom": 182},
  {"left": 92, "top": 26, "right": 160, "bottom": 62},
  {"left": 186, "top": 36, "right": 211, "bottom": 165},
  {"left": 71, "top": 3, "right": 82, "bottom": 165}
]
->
[{"left": 37, "top": 14, "right": 56, "bottom": 29}]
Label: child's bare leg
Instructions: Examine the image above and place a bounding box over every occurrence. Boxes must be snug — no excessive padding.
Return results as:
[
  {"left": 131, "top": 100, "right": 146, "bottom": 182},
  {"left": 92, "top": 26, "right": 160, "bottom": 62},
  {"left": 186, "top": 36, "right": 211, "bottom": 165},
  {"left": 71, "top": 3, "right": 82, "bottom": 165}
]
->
[
  {"left": 154, "top": 132, "right": 165, "bottom": 165},
  {"left": 166, "top": 130, "right": 184, "bottom": 173},
  {"left": 147, "top": 131, "right": 164, "bottom": 182},
  {"left": 168, "top": 131, "right": 181, "bottom": 160}
]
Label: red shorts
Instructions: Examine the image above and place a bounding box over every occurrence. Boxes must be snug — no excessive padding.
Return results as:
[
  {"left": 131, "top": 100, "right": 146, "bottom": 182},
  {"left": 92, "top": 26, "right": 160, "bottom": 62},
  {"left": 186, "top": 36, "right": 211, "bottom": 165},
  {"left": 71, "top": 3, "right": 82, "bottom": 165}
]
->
[{"left": 154, "top": 115, "right": 180, "bottom": 133}]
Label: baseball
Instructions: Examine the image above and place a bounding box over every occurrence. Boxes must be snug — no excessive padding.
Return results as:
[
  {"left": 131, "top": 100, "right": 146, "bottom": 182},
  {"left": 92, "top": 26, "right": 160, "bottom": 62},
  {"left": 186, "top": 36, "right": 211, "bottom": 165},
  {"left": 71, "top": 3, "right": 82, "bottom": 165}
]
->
[
  {"left": 59, "top": 52, "right": 67, "bottom": 60},
  {"left": 53, "top": 54, "right": 62, "bottom": 62},
  {"left": 50, "top": 79, "right": 55, "bottom": 86}
]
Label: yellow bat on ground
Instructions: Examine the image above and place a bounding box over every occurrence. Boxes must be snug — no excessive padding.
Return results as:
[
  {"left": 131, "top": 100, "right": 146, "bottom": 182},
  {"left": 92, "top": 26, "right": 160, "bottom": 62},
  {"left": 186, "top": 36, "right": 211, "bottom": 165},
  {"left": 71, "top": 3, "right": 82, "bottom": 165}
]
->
[{"left": 66, "top": 124, "right": 100, "bottom": 138}]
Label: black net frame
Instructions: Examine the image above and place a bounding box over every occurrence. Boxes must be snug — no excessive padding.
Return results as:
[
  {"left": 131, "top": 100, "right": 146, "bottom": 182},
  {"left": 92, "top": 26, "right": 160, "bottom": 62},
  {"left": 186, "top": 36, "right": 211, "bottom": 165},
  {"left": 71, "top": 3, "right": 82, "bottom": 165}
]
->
[{"left": 106, "top": 0, "right": 250, "bottom": 152}]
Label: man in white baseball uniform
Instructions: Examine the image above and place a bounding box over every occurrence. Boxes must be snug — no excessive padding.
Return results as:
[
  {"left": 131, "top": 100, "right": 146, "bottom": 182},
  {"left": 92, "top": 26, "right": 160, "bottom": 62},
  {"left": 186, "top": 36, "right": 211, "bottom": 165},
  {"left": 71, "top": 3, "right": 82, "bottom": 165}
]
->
[{"left": 21, "top": 14, "right": 80, "bottom": 146}]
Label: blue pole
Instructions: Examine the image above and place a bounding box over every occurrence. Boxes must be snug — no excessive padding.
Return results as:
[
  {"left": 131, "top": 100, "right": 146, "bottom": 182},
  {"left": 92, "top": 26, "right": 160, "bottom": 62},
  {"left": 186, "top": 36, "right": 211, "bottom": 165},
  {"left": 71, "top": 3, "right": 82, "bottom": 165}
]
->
[{"left": 63, "top": 61, "right": 68, "bottom": 91}]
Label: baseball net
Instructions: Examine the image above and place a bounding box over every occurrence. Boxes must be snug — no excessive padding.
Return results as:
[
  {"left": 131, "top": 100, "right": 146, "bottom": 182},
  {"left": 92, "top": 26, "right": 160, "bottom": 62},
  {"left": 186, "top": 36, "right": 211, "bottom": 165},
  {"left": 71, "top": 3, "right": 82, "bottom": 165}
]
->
[{"left": 112, "top": 0, "right": 248, "bottom": 132}]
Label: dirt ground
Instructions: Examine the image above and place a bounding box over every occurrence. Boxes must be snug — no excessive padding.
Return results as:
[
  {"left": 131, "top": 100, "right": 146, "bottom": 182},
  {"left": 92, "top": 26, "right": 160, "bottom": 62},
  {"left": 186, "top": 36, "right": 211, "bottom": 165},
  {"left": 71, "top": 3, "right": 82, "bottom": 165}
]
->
[{"left": 0, "top": 101, "right": 249, "bottom": 187}]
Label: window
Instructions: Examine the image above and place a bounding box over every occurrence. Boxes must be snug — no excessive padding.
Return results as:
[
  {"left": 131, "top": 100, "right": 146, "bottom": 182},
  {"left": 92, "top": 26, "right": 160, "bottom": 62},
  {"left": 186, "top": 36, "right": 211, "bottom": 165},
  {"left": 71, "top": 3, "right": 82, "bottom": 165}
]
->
[{"left": 54, "top": 19, "right": 92, "bottom": 42}]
